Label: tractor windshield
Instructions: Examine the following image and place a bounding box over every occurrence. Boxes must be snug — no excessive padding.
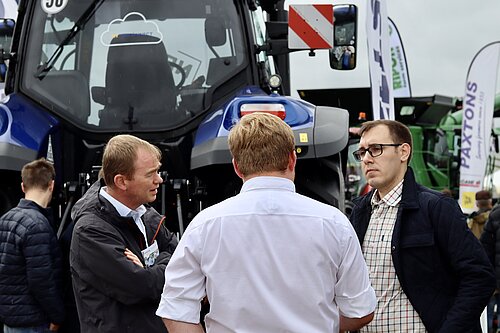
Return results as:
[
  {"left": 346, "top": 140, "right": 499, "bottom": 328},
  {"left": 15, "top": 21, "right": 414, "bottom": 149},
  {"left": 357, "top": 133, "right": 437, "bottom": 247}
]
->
[{"left": 20, "top": 0, "right": 247, "bottom": 131}]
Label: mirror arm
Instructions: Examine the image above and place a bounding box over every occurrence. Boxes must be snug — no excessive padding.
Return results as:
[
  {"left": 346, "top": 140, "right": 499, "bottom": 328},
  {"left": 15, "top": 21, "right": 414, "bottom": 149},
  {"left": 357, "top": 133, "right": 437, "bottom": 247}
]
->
[
  {"left": 255, "top": 40, "right": 295, "bottom": 56},
  {"left": 1, "top": 50, "right": 14, "bottom": 62},
  {"left": 256, "top": 41, "right": 317, "bottom": 57}
]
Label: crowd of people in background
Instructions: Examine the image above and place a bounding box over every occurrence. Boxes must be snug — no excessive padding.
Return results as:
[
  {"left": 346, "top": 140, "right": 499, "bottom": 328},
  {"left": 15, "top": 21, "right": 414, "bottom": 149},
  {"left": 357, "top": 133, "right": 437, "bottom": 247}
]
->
[{"left": 0, "top": 116, "right": 499, "bottom": 332}]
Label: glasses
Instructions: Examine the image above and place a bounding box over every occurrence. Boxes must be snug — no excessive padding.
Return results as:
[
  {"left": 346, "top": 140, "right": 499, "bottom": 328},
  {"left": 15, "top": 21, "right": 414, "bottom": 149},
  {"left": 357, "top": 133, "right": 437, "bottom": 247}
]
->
[{"left": 352, "top": 143, "right": 402, "bottom": 162}]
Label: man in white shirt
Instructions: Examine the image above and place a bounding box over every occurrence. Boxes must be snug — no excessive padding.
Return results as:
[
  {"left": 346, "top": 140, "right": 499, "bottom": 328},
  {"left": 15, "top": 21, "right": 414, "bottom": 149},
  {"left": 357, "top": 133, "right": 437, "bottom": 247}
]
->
[{"left": 156, "top": 112, "right": 376, "bottom": 333}]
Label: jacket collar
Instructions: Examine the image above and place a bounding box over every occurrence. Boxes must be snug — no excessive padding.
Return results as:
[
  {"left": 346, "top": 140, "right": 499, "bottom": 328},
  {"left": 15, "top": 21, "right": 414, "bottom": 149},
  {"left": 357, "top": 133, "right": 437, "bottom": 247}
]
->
[
  {"left": 399, "top": 167, "right": 419, "bottom": 210},
  {"left": 354, "top": 167, "right": 419, "bottom": 210},
  {"left": 18, "top": 198, "right": 46, "bottom": 212},
  {"left": 18, "top": 198, "right": 55, "bottom": 228},
  {"left": 99, "top": 186, "right": 147, "bottom": 219}
]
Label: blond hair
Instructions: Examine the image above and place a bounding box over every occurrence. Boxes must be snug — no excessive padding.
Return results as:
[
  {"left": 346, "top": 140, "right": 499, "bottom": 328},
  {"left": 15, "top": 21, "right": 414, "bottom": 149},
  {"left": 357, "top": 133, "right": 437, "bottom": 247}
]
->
[
  {"left": 21, "top": 158, "right": 55, "bottom": 191},
  {"left": 102, "top": 134, "right": 161, "bottom": 187},
  {"left": 228, "top": 113, "right": 295, "bottom": 177}
]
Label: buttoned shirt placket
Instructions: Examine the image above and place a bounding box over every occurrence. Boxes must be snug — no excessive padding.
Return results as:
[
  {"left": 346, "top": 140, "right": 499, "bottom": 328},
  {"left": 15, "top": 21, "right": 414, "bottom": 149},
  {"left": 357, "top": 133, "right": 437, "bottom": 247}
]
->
[{"left": 360, "top": 180, "right": 426, "bottom": 333}]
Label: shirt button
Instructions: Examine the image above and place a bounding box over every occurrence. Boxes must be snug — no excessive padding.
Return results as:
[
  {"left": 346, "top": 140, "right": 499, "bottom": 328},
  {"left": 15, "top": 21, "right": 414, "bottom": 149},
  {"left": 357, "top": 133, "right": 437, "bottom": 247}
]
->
[{"left": 391, "top": 245, "right": 396, "bottom": 251}]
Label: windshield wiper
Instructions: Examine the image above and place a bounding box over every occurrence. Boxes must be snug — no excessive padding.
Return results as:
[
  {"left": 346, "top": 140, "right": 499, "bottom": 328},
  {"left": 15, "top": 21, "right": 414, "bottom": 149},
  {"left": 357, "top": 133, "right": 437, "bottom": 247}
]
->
[{"left": 35, "top": 0, "right": 106, "bottom": 79}]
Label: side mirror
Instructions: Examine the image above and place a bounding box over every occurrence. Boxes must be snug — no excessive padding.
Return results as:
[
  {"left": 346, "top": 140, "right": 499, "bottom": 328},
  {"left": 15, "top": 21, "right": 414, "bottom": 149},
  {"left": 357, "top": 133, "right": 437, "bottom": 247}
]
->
[
  {"left": 330, "top": 5, "right": 357, "bottom": 70},
  {"left": 0, "top": 18, "right": 14, "bottom": 55},
  {"left": 0, "top": 18, "right": 14, "bottom": 83},
  {"left": 205, "top": 16, "right": 227, "bottom": 47},
  {"left": 285, "top": 4, "right": 357, "bottom": 69}
]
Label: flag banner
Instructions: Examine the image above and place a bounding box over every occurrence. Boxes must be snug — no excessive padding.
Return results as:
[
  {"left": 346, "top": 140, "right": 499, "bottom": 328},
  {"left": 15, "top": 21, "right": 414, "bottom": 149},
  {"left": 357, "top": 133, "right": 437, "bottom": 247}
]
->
[
  {"left": 367, "top": 0, "right": 394, "bottom": 119},
  {"left": 459, "top": 42, "right": 500, "bottom": 214},
  {"left": 0, "top": 0, "right": 18, "bottom": 19},
  {"left": 388, "top": 18, "right": 411, "bottom": 98}
]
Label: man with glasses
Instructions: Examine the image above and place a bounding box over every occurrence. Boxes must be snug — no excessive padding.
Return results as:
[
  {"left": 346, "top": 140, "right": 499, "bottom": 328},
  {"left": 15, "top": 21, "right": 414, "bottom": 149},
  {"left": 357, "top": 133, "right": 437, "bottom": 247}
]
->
[{"left": 349, "top": 119, "right": 495, "bottom": 332}]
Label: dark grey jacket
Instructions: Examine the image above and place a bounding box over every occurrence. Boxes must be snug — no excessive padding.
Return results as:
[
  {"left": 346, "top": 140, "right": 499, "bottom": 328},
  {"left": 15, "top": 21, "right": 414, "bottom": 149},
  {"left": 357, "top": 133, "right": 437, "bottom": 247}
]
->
[
  {"left": 480, "top": 204, "right": 500, "bottom": 288},
  {"left": 70, "top": 180, "right": 178, "bottom": 333},
  {"left": 0, "top": 199, "right": 65, "bottom": 327},
  {"left": 350, "top": 168, "right": 495, "bottom": 333}
]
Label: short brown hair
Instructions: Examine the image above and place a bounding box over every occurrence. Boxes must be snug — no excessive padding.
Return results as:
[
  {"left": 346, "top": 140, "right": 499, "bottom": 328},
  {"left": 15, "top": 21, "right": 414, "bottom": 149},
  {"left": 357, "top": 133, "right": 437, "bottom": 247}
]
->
[
  {"left": 102, "top": 134, "right": 161, "bottom": 187},
  {"left": 359, "top": 119, "right": 413, "bottom": 163},
  {"left": 21, "top": 158, "right": 55, "bottom": 191},
  {"left": 475, "top": 190, "right": 492, "bottom": 201},
  {"left": 228, "top": 112, "right": 295, "bottom": 177}
]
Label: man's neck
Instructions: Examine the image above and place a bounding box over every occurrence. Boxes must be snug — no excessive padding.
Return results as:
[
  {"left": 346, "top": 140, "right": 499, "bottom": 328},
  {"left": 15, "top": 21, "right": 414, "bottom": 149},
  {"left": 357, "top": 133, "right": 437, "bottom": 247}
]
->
[
  {"left": 242, "top": 170, "right": 294, "bottom": 183},
  {"left": 25, "top": 189, "right": 51, "bottom": 208},
  {"left": 103, "top": 186, "right": 139, "bottom": 210},
  {"left": 377, "top": 167, "right": 407, "bottom": 199}
]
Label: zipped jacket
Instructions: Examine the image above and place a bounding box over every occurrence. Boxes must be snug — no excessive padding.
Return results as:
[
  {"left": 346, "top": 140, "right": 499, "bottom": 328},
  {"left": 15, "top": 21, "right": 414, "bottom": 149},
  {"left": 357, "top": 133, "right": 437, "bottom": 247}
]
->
[
  {"left": 0, "top": 199, "right": 65, "bottom": 327},
  {"left": 481, "top": 205, "right": 500, "bottom": 288},
  {"left": 70, "top": 180, "right": 178, "bottom": 333}
]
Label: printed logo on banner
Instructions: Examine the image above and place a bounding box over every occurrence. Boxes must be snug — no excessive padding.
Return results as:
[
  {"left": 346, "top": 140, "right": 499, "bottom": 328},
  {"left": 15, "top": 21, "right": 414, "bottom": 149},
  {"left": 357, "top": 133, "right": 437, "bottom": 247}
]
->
[
  {"left": 288, "top": 4, "right": 333, "bottom": 50},
  {"left": 461, "top": 192, "right": 475, "bottom": 209},
  {"left": 388, "top": 18, "right": 411, "bottom": 98},
  {"left": 460, "top": 81, "right": 479, "bottom": 171},
  {"left": 366, "top": 0, "right": 394, "bottom": 120}
]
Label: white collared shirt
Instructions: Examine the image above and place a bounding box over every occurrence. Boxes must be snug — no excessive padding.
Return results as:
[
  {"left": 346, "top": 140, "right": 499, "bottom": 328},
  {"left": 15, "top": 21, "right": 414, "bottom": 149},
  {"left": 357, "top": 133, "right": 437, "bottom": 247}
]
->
[
  {"left": 157, "top": 176, "right": 376, "bottom": 333},
  {"left": 99, "top": 187, "right": 148, "bottom": 244}
]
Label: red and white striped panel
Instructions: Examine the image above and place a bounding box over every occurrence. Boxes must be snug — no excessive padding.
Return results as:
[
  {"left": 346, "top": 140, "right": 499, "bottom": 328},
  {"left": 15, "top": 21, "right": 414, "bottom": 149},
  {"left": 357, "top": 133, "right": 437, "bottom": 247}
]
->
[{"left": 288, "top": 4, "right": 333, "bottom": 49}]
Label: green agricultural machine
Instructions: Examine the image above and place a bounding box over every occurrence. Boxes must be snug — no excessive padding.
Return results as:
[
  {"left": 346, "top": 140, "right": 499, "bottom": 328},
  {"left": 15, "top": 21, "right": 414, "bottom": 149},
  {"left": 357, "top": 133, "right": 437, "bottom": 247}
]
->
[{"left": 340, "top": 92, "right": 500, "bottom": 212}]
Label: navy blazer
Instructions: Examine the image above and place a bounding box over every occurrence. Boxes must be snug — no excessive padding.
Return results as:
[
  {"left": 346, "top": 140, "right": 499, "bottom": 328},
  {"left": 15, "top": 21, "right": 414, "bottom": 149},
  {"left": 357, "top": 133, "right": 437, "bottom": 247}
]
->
[{"left": 350, "top": 168, "right": 495, "bottom": 333}]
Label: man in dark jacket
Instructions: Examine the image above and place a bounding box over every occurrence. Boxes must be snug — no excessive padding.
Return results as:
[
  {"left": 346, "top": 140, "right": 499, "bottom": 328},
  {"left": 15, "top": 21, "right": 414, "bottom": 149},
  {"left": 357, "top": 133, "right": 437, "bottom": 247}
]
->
[
  {"left": 480, "top": 205, "right": 500, "bottom": 332},
  {"left": 70, "top": 134, "right": 178, "bottom": 333},
  {"left": 350, "top": 119, "right": 495, "bottom": 333},
  {"left": 0, "top": 158, "right": 65, "bottom": 332}
]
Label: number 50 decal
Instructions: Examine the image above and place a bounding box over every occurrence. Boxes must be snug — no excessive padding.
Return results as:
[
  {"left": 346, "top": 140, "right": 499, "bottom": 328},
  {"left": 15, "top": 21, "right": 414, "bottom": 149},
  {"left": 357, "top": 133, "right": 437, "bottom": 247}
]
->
[{"left": 41, "top": 0, "right": 68, "bottom": 15}]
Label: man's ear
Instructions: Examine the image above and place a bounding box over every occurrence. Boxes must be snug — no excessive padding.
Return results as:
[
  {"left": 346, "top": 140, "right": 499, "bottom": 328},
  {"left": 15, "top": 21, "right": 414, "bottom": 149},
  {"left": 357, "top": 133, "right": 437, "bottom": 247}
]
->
[
  {"left": 401, "top": 143, "right": 411, "bottom": 162},
  {"left": 288, "top": 150, "right": 297, "bottom": 171},
  {"left": 114, "top": 174, "right": 128, "bottom": 191},
  {"left": 48, "top": 180, "right": 54, "bottom": 192},
  {"left": 21, "top": 182, "right": 25, "bottom": 194},
  {"left": 232, "top": 158, "right": 244, "bottom": 180}
]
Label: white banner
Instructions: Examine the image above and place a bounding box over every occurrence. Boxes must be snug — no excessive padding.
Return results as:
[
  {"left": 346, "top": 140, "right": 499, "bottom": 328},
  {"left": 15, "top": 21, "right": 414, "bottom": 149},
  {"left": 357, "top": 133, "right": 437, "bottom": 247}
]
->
[
  {"left": 459, "top": 42, "right": 500, "bottom": 214},
  {"left": 0, "top": 0, "right": 18, "bottom": 19},
  {"left": 388, "top": 18, "right": 411, "bottom": 98},
  {"left": 366, "top": 0, "right": 394, "bottom": 120}
]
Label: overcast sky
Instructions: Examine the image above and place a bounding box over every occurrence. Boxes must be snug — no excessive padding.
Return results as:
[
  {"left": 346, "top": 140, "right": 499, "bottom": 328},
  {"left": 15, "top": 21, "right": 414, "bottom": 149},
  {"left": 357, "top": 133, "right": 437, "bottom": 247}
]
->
[
  {"left": 288, "top": 0, "right": 500, "bottom": 100},
  {"left": 387, "top": 0, "right": 500, "bottom": 98}
]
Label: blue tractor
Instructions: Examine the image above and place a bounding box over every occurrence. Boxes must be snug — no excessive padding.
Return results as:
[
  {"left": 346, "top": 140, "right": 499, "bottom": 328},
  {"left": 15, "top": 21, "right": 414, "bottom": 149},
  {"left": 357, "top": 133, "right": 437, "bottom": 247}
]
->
[{"left": 0, "top": 0, "right": 356, "bottom": 234}]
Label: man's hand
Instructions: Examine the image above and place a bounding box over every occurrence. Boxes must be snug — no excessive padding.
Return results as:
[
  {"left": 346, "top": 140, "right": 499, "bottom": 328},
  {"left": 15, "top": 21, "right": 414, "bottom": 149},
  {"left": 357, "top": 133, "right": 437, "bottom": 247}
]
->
[
  {"left": 125, "top": 248, "right": 144, "bottom": 268},
  {"left": 339, "top": 312, "right": 374, "bottom": 332},
  {"left": 49, "top": 323, "right": 60, "bottom": 331},
  {"left": 163, "top": 318, "right": 205, "bottom": 333}
]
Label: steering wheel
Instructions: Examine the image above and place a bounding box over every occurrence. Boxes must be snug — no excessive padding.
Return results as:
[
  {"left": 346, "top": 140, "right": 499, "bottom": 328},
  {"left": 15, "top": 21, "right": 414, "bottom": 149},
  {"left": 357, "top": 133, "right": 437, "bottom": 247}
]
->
[{"left": 168, "top": 61, "right": 186, "bottom": 90}]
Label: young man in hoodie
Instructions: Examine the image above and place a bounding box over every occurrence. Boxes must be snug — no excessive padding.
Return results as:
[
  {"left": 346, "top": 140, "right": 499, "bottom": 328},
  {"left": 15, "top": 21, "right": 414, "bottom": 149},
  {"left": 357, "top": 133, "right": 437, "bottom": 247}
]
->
[{"left": 70, "top": 134, "right": 177, "bottom": 333}]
